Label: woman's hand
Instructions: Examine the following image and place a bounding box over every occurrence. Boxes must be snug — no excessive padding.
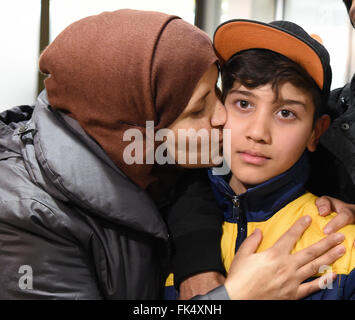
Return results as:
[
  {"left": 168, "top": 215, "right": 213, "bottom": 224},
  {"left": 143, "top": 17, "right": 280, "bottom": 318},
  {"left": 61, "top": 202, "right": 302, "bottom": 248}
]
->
[
  {"left": 224, "top": 215, "right": 345, "bottom": 299},
  {"left": 316, "top": 196, "right": 355, "bottom": 244}
]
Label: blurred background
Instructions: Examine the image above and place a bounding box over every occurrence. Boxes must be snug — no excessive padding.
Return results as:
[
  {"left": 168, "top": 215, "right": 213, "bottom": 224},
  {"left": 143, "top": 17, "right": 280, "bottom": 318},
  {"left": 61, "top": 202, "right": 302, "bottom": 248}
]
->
[{"left": 0, "top": 0, "right": 353, "bottom": 110}]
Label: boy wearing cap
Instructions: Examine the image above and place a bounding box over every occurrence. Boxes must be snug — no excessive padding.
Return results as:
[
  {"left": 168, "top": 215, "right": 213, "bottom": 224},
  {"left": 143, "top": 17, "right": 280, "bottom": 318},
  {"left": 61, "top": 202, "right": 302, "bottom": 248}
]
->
[
  {"left": 210, "top": 19, "right": 355, "bottom": 300},
  {"left": 168, "top": 2, "right": 355, "bottom": 300}
]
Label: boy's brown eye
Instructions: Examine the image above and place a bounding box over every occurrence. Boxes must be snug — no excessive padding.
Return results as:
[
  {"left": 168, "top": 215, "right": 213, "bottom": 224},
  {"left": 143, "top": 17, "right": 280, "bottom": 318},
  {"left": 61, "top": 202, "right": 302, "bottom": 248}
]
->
[
  {"left": 237, "top": 100, "right": 250, "bottom": 108},
  {"left": 278, "top": 109, "right": 296, "bottom": 119}
]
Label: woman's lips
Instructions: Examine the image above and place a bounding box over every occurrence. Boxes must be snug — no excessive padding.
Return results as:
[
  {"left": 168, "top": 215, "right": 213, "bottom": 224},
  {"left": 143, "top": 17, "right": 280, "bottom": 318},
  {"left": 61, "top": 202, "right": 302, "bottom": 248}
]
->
[{"left": 238, "top": 151, "right": 270, "bottom": 165}]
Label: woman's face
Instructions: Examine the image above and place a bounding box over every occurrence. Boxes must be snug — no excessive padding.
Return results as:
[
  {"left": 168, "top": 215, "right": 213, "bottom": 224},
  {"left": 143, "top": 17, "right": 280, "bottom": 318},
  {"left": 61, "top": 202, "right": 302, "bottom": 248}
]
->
[{"left": 167, "top": 64, "right": 227, "bottom": 168}]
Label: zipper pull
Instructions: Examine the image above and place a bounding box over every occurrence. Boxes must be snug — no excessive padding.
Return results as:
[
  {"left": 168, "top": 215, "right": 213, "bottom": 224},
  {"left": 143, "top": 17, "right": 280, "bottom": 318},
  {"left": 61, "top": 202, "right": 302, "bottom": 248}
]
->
[{"left": 231, "top": 195, "right": 240, "bottom": 220}]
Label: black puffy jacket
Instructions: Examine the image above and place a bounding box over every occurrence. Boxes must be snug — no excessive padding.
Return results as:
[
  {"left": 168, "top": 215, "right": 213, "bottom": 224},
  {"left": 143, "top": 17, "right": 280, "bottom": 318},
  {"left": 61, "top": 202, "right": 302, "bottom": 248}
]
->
[
  {"left": 308, "top": 73, "right": 355, "bottom": 203},
  {"left": 0, "top": 92, "right": 169, "bottom": 299}
]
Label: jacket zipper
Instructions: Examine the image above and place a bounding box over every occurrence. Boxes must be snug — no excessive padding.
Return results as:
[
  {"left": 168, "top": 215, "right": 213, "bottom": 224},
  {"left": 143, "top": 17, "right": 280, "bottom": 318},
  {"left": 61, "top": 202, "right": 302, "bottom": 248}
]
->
[{"left": 231, "top": 195, "right": 248, "bottom": 252}]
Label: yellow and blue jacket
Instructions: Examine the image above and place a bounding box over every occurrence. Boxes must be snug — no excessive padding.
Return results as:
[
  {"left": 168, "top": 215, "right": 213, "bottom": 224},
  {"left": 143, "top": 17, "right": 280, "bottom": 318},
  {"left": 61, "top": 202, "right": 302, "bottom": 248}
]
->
[
  {"left": 210, "top": 153, "right": 355, "bottom": 300},
  {"left": 165, "top": 153, "right": 355, "bottom": 299}
]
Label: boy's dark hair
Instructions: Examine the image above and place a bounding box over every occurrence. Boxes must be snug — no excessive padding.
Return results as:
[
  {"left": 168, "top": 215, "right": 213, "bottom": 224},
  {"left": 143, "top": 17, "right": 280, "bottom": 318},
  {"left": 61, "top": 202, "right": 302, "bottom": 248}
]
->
[{"left": 221, "top": 49, "right": 323, "bottom": 121}]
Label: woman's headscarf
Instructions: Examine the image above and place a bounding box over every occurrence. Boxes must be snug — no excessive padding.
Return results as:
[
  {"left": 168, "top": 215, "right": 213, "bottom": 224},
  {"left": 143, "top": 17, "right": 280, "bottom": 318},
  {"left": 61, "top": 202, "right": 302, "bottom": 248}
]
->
[{"left": 39, "top": 9, "right": 218, "bottom": 190}]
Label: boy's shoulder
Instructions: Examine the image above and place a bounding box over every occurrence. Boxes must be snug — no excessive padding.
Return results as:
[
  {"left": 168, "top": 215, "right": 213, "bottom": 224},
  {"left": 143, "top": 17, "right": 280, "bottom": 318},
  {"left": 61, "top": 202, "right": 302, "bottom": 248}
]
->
[
  {"left": 287, "top": 192, "right": 355, "bottom": 276},
  {"left": 253, "top": 192, "right": 355, "bottom": 275},
  {"left": 291, "top": 192, "right": 355, "bottom": 238}
]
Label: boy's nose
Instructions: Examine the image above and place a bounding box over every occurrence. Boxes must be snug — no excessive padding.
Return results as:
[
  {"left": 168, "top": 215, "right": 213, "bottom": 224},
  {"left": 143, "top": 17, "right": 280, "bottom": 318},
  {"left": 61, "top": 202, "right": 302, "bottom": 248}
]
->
[
  {"left": 246, "top": 113, "right": 272, "bottom": 144},
  {"left": 211, "top": 100, "right": 227, "bottom": 128}
]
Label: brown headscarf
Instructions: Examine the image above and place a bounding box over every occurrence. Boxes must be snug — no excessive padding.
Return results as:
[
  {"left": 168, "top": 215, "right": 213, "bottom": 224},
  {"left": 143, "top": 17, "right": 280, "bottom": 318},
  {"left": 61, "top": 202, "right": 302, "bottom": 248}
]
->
[{"left": 39, "top": 9, "right": 218, "bottom": 191}]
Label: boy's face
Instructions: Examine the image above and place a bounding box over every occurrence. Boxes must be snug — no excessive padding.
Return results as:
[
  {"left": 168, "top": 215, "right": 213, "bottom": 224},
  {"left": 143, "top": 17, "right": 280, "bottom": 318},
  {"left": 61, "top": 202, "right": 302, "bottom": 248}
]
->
[{"left": 223, "top": 81, "right": 329, "bottom": 193}]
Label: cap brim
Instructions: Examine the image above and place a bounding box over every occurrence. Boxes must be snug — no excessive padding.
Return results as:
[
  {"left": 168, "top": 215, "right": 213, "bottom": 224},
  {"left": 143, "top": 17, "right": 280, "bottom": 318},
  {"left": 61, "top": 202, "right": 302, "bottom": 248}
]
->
[{"left": 214, "top": 20, "right": 324, "bottom": 90}]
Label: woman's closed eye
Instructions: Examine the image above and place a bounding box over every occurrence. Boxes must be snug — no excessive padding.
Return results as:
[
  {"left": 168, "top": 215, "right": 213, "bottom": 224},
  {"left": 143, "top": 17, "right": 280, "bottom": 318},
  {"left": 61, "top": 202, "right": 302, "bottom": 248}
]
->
[{"left": 190, "top": 107, "right": 205, "bottom": 116}]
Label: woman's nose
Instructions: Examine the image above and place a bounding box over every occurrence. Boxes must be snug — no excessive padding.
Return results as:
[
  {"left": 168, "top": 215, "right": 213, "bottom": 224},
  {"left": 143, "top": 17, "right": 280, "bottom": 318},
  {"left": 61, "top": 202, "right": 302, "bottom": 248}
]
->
[{"left": 211, "top": 100, "right": 227, "bottom": 128}]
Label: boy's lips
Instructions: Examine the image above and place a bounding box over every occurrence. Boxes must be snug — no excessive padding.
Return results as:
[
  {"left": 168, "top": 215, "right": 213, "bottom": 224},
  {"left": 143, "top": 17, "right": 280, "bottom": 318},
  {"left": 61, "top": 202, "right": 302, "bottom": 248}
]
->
[{"left": 238, "top": 150, "right": 271, "bottom": 165}]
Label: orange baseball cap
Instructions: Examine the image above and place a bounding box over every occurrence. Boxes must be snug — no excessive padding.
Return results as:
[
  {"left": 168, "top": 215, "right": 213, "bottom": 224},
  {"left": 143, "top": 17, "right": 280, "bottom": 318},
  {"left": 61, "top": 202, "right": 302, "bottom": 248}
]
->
[{"left": 213, "top": 19, "right": 332, "bottom": 100}]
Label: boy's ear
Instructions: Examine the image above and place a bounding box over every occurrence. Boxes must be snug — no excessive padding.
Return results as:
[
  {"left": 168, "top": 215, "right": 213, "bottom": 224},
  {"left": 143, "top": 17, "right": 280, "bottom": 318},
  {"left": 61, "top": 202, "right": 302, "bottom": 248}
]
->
[{"left": 307, "top": 115, "right": 331, "bottom": 152}]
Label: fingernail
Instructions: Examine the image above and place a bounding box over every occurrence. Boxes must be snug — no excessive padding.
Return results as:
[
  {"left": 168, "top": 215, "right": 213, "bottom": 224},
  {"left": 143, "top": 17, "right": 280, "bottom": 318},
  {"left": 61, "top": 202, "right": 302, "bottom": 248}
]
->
[
  {"left": 334, "top": 233, "right": 345, "bottom": 243},
  {"left": 253, "top": 228, "right": 261, "bottom": 235},
  {"left": 319, "top": 207, "right": 327, "bottom": 216},
  {"left": 304, "top": 215, "right": 311, "bottom": 224},
  {"left": 337, "top": 245, "right": 346, "bottom": 255},
  {"left": 323, "top": 226, "right": 332, "bottom": 234},
  {"left": 331, "top": 272, "right": 338, "bottom": 280}
]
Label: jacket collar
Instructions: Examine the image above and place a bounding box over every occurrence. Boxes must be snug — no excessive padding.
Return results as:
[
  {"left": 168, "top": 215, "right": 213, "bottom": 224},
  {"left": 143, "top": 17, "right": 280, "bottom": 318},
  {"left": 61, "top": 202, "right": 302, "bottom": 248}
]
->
[
  {"left": 25, "top": 91, "right": 169, "bottom": 240},
  {"left": 208, "top": 152, "right": 310, "bottom": 222}
]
